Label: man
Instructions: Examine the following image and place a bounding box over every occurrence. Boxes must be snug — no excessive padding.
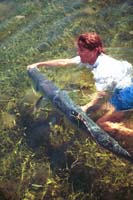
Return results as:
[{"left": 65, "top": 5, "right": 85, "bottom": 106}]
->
[{"left": 27, "top": 32, "right": 133, "bottom": 136}]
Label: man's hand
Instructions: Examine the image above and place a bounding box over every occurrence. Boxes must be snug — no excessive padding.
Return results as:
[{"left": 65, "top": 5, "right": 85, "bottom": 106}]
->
[
  {"left": 80, "top": 104, "right": 91, "bottom": 112},
  {"left": 80, "top": 91, "right": 107, "bottom": 112},
  {"left": 27, "top": 64, "right": 37, "bottom": 70}
]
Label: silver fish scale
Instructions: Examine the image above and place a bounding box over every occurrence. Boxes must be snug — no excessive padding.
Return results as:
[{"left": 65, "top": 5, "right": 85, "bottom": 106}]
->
[{"left": 28, "top": 68, "right": 132, "bottom": 162}]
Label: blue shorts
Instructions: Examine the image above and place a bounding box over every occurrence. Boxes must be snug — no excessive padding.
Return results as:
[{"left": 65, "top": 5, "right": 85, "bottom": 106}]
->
[{"left": 110, "top": 84, "right": 133, "bottom": 111}]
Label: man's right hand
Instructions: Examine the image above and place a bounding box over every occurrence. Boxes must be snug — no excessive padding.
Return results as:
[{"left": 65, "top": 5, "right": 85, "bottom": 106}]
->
[{"left": 27, "top": 64, "right": 37, "bottom": 70}]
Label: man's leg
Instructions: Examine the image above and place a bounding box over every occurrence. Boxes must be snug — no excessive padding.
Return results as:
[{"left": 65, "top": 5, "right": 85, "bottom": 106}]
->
[
  {"left": 96, "top": 104, "right": 133, "bottom": 153},
  {"left": 97, "top": 109, "right": 133, "bottom": 135}
]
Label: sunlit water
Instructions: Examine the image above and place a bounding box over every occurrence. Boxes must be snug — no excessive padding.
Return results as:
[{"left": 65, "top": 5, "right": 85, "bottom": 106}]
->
[{"left": 0, "top": 0, "right": 133, "bottom": 199}]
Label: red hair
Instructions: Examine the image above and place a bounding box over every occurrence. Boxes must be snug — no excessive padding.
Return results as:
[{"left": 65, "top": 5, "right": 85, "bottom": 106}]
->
[{"left": 77, "top": 32, "right": 105, "bottom": 55}]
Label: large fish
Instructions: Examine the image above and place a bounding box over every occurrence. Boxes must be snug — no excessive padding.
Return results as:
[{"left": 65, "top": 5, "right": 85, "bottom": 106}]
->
[{"left": 28, "top": 67, "right": 132, "bottom": 162}]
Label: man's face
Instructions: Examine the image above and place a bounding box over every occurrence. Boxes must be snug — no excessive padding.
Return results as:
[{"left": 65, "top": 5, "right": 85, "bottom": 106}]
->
[{"left": 78, "top": 46, "right": 98, "bottom": 65}]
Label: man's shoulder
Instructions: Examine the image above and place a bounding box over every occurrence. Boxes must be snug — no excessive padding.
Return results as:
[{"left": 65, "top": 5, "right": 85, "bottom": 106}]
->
[
  {"left": 71, "top": 56, "right": 81, "bottom": 64},
  {"left": 96, "top": 53, "right": 125, "bottom": 68}
]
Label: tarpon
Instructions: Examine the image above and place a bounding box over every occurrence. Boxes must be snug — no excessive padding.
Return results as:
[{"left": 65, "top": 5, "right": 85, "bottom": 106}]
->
[{"left": 27, "top": 67, "right": 133, "bottom": 162}]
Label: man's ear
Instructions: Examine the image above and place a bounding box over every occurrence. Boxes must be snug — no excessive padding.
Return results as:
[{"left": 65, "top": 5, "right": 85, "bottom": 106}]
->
[
  {"left": 94, "top": 47, "right": 98, "bottom": 52},
  {"left": 94, "top": 47, "right": 100, "bottom": 55}
]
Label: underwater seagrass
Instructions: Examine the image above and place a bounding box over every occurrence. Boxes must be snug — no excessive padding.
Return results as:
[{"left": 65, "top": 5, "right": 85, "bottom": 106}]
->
[{"left": 27, "top": 67, "right": 133, "bottom": 162}]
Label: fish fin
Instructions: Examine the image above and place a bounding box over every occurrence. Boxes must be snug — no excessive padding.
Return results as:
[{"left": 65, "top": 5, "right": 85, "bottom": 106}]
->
[
  {"left": 34, "top": 96, "right": 46, "bottom": 112},
  {"left": 31, "top": 85, "right": 39, "bottom": 96}
]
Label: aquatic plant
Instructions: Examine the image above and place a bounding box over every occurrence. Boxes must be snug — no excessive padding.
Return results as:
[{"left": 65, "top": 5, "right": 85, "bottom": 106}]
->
[{"left": 0, "top": 0, "right": 133, "bottom": 199}]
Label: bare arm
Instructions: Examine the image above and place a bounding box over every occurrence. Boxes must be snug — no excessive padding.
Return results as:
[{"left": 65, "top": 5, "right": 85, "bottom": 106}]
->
[
  {"left": 81, "top": 91, "right": 107, "bottom": 112},
  {"left": 27, "top": 58, "right": 77, "bottom": 69}
]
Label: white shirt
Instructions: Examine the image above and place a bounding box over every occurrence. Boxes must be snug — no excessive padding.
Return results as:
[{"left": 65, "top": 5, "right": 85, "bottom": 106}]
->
[{"left": 71, "top": 53, "right": 133, "bottom": 92}]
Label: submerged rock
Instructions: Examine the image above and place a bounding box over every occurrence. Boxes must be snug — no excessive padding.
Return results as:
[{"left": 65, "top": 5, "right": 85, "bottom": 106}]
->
[{"left": 15, "top": 15, "right": 25, "bottom": 20}]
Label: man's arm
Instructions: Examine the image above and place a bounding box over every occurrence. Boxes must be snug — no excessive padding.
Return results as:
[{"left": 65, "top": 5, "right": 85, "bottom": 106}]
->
[
  {"left": 81, "top": 91, "right": 107, "bottom": 112},
  {"left": 27, "top": 58, "right": 77, "bottom": 69}
]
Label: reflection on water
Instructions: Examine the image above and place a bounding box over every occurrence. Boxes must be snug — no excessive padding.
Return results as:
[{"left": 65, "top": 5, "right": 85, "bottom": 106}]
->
[
  {"left": 0, "top": 0, "right": 133, "bottom": 199},
  {"left": 0, "top": 0, "right": 16, "bottom": 20}
]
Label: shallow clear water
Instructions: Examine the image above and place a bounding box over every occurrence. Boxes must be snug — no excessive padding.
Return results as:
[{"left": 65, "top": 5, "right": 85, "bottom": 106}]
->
[{"left": 0, "top": 0, "right": 133, "bottom": 199}]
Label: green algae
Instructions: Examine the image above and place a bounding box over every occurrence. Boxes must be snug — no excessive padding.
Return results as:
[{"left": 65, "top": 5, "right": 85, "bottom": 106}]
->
[{"left": 0, "top": 0, "right": 133, "bottom": 199}]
